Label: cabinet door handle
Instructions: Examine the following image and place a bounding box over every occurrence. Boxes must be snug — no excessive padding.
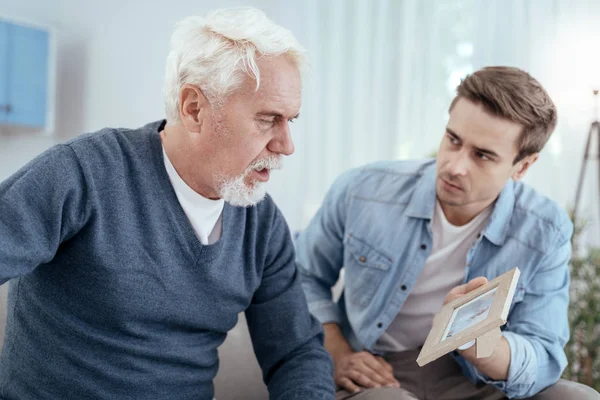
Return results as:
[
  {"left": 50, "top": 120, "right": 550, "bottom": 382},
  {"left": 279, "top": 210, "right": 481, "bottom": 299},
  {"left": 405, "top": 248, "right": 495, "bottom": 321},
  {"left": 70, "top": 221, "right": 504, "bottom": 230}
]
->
[{"left": 0, "top": 104, "right": 12, "bottom": 113}]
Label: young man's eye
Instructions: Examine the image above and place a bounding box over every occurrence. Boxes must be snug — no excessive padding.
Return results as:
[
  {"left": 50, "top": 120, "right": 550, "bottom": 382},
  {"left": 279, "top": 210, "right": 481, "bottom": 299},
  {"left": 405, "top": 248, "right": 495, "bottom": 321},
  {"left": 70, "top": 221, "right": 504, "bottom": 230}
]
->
[
  {"left": 288, "top": 117, "right": 297, "bottom": 123},
  {"left": 447, "top": 135, "right": 459, "bottom": 145},
  {"left": 476, "top": 152, "right": 490, "bottom": 161}
]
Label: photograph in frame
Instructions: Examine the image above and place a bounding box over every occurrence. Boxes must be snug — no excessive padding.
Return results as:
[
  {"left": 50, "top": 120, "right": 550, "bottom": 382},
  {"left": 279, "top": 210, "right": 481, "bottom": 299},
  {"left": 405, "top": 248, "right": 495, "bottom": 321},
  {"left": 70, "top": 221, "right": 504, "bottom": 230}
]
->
[{"left": 416, "top": 267, "right": 520, "bottom": 367}]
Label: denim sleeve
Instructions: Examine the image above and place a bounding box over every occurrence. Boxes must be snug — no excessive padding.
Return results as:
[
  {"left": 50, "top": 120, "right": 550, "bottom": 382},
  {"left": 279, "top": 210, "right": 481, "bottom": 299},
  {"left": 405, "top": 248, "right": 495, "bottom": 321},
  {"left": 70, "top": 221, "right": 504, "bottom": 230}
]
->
[
  {"left": 295, "top": 169, "right": 358, "bottom": 325},
  {"left": 461, "top": 218, "right": 572, "bottom": 398},
  {"left": 245, "top": 208, "right": 335, "bottom": 400},
  {"left": 0, "top": 144, "right": 89, "bottom": 284}
]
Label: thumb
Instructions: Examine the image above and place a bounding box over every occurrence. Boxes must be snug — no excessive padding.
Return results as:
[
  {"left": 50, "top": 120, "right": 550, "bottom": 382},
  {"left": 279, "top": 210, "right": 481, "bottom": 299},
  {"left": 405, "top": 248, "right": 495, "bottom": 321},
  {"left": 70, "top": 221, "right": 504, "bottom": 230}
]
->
[
  {"left": 465, "top": 276, "right": 488, "bottom": 293},
  {"left": 444, "top": 277, "right": 488, "bottom": 305}
]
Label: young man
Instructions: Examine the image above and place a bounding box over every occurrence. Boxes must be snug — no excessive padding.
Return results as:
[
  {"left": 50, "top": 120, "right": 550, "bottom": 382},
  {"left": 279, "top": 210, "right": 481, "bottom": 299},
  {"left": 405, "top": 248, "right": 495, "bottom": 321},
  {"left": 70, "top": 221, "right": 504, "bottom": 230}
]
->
[
  {"left": 0, "top": 8, "right": 334, "bottom": 399},
  {"left": 296, "top": 66, "right": 600, "bottom": 399}
]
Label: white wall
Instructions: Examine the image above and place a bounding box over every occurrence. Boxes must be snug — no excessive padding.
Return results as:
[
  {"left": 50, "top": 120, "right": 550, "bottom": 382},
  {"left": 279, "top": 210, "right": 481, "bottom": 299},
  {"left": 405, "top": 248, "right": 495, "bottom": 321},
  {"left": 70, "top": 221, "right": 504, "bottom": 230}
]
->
[
  {"left": 0, "top": 0, "right": 310, "bottom": 230},
  {"left": 1, "top": 0, "right": 284, "bottom": 135},
  {"left": 4, "top": 0, "right": 597, "bottom": 237}
]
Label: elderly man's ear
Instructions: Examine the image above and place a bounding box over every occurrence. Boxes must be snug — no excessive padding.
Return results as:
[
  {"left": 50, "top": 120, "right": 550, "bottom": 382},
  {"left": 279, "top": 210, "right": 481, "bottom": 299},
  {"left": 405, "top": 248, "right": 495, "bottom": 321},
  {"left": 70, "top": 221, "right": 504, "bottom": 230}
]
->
[{"left": 179, "top": 84, "right": 209, "bottom": 133}]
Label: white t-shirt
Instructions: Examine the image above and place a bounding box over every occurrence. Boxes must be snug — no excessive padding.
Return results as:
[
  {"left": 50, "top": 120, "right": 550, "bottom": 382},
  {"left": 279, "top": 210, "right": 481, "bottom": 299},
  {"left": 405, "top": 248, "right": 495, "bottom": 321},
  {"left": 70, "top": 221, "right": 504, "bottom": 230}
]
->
[
  {"left": 374, "top": 200, "right": 492, "bottom": 352},
  {"left": 162, "top": 148, "right": 224, "bottom": 245}
]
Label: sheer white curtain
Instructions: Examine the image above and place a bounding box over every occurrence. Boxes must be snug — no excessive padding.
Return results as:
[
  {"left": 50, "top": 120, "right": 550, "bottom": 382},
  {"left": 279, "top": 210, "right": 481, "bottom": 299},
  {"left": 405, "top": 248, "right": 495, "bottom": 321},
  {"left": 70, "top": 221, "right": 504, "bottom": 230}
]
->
[
  {"left": 269, "top": 0, "right": 461, "bottom": 231},
  {"left": 268, "top": 0, "right": 600, "bottom": 245},
  {"left": 469, "top": 0, "right": 600, "bottom": 246}
]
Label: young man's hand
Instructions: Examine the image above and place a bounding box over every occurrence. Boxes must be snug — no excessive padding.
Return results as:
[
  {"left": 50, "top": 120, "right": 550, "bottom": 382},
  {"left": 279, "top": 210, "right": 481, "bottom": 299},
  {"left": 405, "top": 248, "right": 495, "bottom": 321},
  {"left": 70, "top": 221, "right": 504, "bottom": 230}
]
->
[
  {"left": 333, "top": 350, "right": 401, "bottom": 393},
  {"left": 443, "top": 276, "right": 488, "bottom": 305},
  {"left": 442, "top": 276, "right": 511, "bottom": 380}
]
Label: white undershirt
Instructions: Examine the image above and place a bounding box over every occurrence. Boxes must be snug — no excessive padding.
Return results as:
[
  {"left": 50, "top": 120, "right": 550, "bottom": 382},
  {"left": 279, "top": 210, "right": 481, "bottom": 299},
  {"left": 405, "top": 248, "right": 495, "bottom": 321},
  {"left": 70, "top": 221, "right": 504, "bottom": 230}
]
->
[
  {"left": 162, "top": 147, "right": 224, "bottom": 245},
  {"left": 374, "top": 200, "right": 492, "bottom": 352}
]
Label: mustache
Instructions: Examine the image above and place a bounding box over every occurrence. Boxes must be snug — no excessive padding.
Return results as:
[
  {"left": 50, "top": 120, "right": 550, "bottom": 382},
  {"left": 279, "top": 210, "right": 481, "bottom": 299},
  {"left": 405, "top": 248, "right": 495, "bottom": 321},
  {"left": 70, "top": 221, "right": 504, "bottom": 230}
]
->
[{"left": 247, "top": 156, "right": 282, "bottom": 172}]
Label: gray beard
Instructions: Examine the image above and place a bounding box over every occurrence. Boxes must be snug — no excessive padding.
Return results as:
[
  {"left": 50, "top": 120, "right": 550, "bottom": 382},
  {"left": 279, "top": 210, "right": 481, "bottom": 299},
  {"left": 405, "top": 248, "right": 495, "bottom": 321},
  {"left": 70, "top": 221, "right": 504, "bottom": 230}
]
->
[
  {"left": 217, "top": 174, "right": 267, "bottom": 207},
  {"left": 215, "top": 156, "right": 282, "bottom": 207}
]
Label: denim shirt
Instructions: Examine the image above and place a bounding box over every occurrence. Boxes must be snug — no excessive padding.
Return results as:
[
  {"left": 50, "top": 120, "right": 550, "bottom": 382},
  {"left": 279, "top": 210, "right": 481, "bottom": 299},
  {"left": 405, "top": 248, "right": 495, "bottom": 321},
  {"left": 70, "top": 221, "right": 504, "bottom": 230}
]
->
[{"left": 296, "top": 159, "right": 572, "bottom": 399}]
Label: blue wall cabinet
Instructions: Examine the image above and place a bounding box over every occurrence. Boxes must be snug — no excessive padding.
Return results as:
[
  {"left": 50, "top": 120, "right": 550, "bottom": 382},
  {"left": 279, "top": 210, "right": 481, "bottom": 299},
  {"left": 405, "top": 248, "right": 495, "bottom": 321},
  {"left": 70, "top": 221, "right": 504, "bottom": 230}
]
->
[
  {"left": 0, "top": 20, "right": 50, "bottom": 128},
  {"left": 0, "top": 22, "right": 9, "bottom": 123}
]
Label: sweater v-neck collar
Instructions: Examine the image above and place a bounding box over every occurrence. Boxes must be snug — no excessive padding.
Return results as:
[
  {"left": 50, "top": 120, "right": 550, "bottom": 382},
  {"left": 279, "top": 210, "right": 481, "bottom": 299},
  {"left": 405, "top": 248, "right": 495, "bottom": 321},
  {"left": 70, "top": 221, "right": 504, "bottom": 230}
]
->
[{"left": 147, "top": 120, "right": 232, "bottom": 262}]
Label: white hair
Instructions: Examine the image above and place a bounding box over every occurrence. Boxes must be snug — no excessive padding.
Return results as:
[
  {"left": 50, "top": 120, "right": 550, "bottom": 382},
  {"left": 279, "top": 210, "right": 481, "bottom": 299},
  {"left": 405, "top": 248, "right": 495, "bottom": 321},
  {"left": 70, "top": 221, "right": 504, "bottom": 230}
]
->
[{"left": 163, "top": 7, "right": 306, "bottom": 122}]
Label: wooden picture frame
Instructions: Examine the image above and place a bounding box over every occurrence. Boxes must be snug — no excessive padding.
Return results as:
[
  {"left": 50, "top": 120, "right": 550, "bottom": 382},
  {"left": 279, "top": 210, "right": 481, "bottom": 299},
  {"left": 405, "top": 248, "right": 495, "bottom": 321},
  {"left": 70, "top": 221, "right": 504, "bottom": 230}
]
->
[{"left": 416, "top": 267, "right": 521, "bottom": 367}]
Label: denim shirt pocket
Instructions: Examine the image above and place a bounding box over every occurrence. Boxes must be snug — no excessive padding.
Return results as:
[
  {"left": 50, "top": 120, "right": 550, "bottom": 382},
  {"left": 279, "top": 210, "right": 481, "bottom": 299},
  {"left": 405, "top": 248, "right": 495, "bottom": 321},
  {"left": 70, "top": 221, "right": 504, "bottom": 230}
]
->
[{"left": 343, "top": 234, "right": 393, "bottom": 307}]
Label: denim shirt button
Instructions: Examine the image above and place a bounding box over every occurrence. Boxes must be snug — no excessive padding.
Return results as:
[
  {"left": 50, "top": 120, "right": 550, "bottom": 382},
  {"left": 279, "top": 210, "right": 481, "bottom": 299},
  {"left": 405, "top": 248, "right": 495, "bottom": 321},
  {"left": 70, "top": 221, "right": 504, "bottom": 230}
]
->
[
  {"left": 420, "top": 244, "right": 427, "bottom": 250},
  {"left": 377, "top": 322, "right": 383, "bottom": 328},
  {"left": 401, "top": 285, "right": 407, "bottom": 291},
  {"left": 359, "top": 256, "right": 366, "bottom": 262}
]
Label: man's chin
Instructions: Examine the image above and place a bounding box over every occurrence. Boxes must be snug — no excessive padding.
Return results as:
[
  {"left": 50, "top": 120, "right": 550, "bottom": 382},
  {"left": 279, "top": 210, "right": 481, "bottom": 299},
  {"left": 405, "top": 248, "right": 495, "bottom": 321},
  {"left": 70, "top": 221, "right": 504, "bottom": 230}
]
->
[
  {"left": 436, "top": 191, "right": 465, "bottom": 208},
  {"left": 221, "top": 182, "right": 267, "bottom": 207}
]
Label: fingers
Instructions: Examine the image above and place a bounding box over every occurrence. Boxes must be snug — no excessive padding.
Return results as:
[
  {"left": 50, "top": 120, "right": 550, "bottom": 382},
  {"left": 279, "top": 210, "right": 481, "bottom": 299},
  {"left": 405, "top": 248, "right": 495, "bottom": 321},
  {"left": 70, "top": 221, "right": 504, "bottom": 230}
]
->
[
  {"left": 362, "top": 355, "right": 390, "bottom": 379},
  {"left": 349, "top": 356, "right": 387, "bottom": 387},
  {"left": 374, "top": 357, "right": 401, "bottom": 387},
  {"left": 375, "top": 356, "right": 394, "bottom": 374},
  {"left": 338, "top": 376, "right": 361, "bottom": 393},
  {"left": 444, "top": 284, "right": 467, "bottom": 304},
  {"left": 359, "top": 353, "right": 399, "bottom": 386},
  {"left": 466, "top": 276, "right": 488, "bottom": 292},
  {"left": 444, "top": 276, "right": 489, "bottom": 305},
  {"left": 347, "top": 369, "right": 385, "bottom": 389},
  {"left": 335, "top": 352, "right": 401, "bottom": 392}
]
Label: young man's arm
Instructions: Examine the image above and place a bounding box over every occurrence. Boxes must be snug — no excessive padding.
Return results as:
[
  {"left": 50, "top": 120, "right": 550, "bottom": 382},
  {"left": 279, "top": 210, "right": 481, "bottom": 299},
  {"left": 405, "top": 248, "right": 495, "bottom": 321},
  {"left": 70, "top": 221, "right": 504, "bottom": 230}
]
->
[
  {"left": 449, "top": 217, "right": 572, "bottom": 398},
  {"left": 295, "top": 169, "right": 399, "bottom": 392}
]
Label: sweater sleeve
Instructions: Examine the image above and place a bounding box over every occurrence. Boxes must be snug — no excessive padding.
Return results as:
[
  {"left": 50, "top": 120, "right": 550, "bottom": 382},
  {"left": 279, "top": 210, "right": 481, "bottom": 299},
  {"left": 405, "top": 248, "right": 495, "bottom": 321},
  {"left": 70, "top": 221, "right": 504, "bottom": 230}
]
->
[
  {"left": 0, "top": 144, "right": 90, "bottom": 284},
  {"left": 245, "top": 206, "right": 335, "bottom": 400}
]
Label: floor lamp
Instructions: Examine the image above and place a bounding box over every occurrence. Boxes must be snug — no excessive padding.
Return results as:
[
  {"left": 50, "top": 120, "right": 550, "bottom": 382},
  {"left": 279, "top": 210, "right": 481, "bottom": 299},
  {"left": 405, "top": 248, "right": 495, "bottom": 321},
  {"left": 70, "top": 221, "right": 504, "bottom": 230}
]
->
[{"left": 573, "top": 89, "right": 600, "bottom": 234}]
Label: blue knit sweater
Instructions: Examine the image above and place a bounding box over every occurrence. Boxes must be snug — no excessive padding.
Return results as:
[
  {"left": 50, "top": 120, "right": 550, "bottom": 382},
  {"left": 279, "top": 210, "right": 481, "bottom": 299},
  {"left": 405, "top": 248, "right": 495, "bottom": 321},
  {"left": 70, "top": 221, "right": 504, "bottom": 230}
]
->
[{"left": 0, "top": 121, "right": 334, "bottom": 399}]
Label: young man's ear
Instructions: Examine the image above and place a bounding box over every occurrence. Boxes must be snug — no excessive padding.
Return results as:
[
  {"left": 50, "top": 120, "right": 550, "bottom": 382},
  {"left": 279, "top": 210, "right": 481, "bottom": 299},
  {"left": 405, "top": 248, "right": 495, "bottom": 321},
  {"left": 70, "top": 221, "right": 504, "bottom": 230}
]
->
[
  {"left": 179, "top": 84, "right": 209, "bottom": 133},
  {"left": 512, "top": 153, "right": 539, "bottom": 181}
]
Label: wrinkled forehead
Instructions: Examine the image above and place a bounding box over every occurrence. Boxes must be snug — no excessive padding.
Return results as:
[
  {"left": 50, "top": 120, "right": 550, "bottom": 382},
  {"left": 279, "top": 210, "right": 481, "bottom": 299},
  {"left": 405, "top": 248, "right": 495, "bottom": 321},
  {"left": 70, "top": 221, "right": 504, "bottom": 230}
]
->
[{"left": 236, "top": 56, "right": 302, "bottom": 114}]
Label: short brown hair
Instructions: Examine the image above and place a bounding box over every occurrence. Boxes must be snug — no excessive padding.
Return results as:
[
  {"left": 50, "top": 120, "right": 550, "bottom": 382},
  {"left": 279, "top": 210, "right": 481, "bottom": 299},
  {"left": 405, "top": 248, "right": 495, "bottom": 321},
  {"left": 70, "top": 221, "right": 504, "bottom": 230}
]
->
[{"left": 449, "top": 66, "right": 557, "bottom": 163}]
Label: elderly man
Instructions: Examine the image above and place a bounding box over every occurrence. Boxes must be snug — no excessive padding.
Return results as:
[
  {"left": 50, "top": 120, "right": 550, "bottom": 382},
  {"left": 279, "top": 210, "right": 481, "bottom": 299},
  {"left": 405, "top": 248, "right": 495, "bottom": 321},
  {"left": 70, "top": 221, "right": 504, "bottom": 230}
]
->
[
  {"left": 296, "top": 66, "right": 600, "bottom": 399},
  {"left": 0, "top": 8, "right": 334, "bottom": 400}
]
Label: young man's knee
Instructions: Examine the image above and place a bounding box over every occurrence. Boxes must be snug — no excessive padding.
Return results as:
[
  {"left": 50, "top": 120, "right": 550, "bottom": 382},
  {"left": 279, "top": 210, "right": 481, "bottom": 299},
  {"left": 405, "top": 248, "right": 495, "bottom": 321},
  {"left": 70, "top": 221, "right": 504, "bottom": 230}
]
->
[
  {"left": 533, "top": 379, "right": 600, "bottom": 400},
  {"left": 336, "top": 387, "right": 417, "bottom": 400}
]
